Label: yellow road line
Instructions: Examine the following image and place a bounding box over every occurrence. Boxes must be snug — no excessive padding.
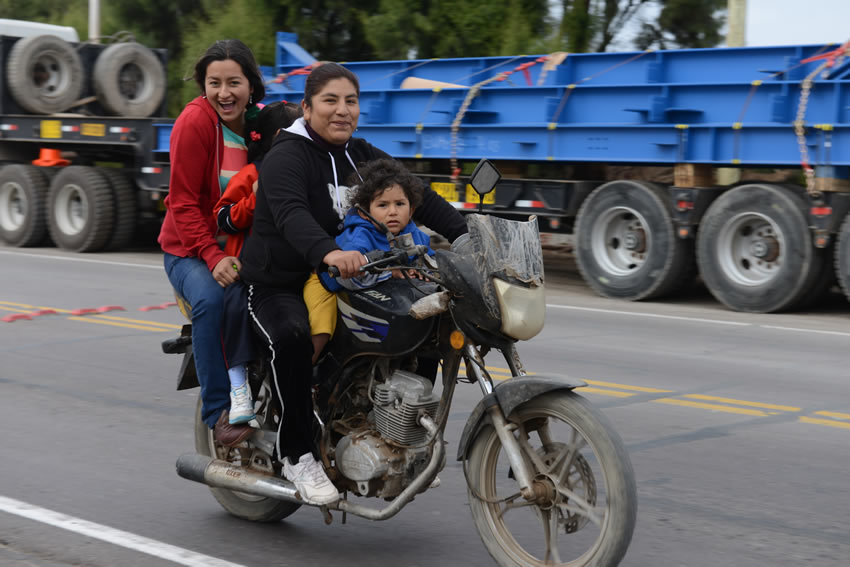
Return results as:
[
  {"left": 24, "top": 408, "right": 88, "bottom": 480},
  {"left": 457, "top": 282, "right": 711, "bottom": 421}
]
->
[
  {"left": 799, "top": 416, "right": 850, "bottom": 430},
  {"left": 0, "top": 301, "right": 36, "bottom": 308},
  {"left": 582, "top": 387, "right": 634, "bottom": 398},
  {"left": 683, "top": 394, "right": 800, "bottom": 412},
  {"left": 654, "top": 398, "right": 769, "bottom": 416},
  {"left": 585, "top": 379, "right": 672, "bottom": 393},
  {"left": 814, "top": 411, "right": 850, "bottom": 420},
  {"left": 69, "top": 317, "right": 171, "bottom": 332},
  {"left": 0, "top": 306, "right": 27, "bottom": 313},
  {"left": 92, "top": 314, "right": 181, "bottom": 329}
]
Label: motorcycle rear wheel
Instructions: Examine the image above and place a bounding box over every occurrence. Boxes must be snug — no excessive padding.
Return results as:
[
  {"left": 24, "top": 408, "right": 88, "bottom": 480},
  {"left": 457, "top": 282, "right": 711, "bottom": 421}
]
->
[
  {"left": 466, "top": 390, "right": 636, "bottom": 566},
  {"left": 194, "top": 389, "right": 301, "bottom": 522}
]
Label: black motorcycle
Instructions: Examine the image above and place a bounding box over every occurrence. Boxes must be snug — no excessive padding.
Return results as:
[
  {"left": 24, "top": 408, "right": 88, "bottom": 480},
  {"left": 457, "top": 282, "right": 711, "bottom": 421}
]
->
[{"left": 164, "top": 160, "right": 637, "bottom": 566}]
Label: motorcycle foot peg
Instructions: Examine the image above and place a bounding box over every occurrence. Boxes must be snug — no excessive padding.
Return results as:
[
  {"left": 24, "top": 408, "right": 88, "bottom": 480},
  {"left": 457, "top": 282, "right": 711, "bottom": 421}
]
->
[{"left": 320, "top": 505, "right": 333, "bottom": 525}]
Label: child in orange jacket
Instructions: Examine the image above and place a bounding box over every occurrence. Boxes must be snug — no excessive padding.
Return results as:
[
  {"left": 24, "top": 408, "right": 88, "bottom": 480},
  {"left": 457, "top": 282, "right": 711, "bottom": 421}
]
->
[{"left": 215, "top": 101, "right": 302, "bottom": 424}]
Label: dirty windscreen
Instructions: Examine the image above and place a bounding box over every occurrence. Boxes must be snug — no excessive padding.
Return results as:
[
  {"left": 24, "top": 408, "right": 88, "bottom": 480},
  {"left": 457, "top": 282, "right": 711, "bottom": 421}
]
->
[{"left": 466, "top": 214, "right": 544, "bottom": 287}]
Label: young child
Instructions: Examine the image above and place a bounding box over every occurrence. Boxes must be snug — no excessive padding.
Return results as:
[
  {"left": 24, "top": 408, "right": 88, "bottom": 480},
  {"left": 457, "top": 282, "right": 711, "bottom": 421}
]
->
[
  {"left": 306, "top": 159, "right": 433, "bottom": 360},
  {"left": 215, "top": 101, "right": 303, "bottom": 425}
]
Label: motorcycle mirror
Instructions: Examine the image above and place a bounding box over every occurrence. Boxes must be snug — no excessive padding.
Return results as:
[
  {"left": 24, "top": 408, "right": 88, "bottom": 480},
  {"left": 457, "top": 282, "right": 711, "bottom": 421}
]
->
[
  {"left": 469, "top": 159, "right": 500, "bottom": 196},
  {"left": 469, "top": 159, "right": 501, "bottom": 213},
  {"left": 355, "top": 204, "right": 395, "bottom": 243}
]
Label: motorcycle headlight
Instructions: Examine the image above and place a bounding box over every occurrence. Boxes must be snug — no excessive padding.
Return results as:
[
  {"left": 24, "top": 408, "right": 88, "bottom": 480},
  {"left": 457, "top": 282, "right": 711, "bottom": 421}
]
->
[{"left": 492, "top": 278, "right": 545, "bottom": 340}]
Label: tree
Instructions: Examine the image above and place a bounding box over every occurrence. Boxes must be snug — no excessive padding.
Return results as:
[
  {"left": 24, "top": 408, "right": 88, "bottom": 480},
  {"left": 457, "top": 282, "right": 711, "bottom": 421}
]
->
[{"left": 634, "top": 0, "right": 726, "bottom": 50}]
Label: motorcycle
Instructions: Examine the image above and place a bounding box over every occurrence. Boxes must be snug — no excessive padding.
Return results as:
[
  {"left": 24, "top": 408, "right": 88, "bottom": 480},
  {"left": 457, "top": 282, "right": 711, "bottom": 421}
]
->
[{"left": 163, "top": 159, "right": 637, "bottom": 566}]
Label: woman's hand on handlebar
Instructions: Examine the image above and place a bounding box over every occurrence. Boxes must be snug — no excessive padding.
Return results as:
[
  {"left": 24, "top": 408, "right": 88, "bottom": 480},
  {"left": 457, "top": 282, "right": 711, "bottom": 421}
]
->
[
  {"left": 324, "top": 249, "right": 366, "bottom": 279},
  {"left": 213, "top": 256, "right": 241, "bottom": 287}
]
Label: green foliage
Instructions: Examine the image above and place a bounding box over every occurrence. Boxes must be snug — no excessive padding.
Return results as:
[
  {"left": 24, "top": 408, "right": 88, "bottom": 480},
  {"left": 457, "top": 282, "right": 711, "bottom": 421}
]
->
[
  {"left": 634, "top": 0, "right": 726, "bottom": 50},
  {"left": 176, "top": 0, "right": 277, "bottom": 114}
]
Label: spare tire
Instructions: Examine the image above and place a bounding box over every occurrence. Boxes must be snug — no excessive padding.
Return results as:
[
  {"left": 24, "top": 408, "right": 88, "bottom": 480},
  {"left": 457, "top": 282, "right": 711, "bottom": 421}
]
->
[
  {"left": 93, "top": 43, "right": 166, "bottom": 117},
  {"left": 6, "top": 34, "right": 85, "bottom": 114}
]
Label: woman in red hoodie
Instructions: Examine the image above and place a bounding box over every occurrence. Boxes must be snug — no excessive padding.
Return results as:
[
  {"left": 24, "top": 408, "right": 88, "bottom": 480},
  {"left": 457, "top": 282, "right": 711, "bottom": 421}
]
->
[{"left": 158, "top": 39, "right": 265, "bottom": 446}]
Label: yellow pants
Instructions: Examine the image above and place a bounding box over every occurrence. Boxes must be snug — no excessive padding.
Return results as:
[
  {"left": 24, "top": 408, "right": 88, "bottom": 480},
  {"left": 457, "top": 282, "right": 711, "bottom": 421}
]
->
[{"left": 303, "top": 273, "right": 337, "bottom": 337}]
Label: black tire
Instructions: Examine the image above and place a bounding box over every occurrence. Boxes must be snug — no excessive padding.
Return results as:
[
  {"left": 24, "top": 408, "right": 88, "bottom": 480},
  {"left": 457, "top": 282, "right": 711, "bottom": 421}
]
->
[
  {"left": 696, "top": 183, "right": 826, "bottom": 313},
  {"left": 0, "top": 165, "right": 51, "bottom": 246},
  {"left": 575, "top": 180, "right": 693, "bottom": 300},
  {"left": 466, "top": 391, "right": 637, "bottom": 567},
  {"left": 92, "top": 43, "right": 166, "bottom": 117},
  {"left": 6, "top": 35, "right": 84, "bottom": 114},
  {"left": 98, "top": 168, "right": 138, "bottom": 251},
  {"left": 193, "top": 376, "right": 300, "bottom": 522},
  {"left": 836, "top": 212, "right": 850, "bottom": 304},
  {"left": 47, "top": 166, "right": 115, "bottom": 252}
]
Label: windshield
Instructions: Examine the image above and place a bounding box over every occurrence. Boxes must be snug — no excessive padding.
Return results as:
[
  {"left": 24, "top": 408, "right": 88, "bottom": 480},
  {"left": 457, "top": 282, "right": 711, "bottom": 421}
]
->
[{"left": 466, "top": 214, "right": 544, "bottom": 287}]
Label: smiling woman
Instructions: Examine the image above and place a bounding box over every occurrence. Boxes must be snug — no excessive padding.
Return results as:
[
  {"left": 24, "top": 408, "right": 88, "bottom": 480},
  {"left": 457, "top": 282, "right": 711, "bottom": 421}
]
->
[{"left": 157, "top": 39, "right": 266, "bottom": 447}]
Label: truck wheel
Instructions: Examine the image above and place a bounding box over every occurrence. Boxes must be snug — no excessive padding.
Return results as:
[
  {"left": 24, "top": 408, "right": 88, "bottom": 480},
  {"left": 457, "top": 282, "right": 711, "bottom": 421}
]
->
[
  {"left": 575, "top": 180, "right": 693, "bottom": 300},
  {"left": 0, "top": 165, "right": 50, "bottom": 246},
  {"left": 98, "top": 168, "right": 138, "bottom": 251},
  {"left": 836, "top": 212, "right": 850, "bottom": 304},
  {"left": 93, "top": 43, "right": 166, "bottom": 117},
  {"left": 47, "top": 166, "right": 115, "bottom": 252},
  {"left": 6, "top": 35, "right": 84, "bottom": 114},
  {"left": 696, "top": 183, "right": 826, "bottom": 312}
]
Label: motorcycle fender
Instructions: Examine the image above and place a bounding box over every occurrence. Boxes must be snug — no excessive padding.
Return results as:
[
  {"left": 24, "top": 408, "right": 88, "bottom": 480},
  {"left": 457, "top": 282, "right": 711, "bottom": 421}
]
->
[
  {"left": 456, "top": 375, "right": 586, "bottom": 461},
  {"left": 176, "top": 350, "right": 200, "bottom": 391}
]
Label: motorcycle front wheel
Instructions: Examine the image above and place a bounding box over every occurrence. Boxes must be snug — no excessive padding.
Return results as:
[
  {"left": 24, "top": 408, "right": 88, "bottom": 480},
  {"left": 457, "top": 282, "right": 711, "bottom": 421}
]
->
[
  {"left": 194, "top": 373, "right": 300, "bottom": 522},
  {"left": 466, "top": 390, "right": 636, "bottom": 567}
]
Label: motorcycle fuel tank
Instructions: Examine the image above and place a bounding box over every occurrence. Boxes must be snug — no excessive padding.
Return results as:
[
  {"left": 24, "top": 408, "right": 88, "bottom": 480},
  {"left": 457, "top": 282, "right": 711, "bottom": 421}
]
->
[{"left": 330, "top": 280, "right": 438, "bottom": 359}]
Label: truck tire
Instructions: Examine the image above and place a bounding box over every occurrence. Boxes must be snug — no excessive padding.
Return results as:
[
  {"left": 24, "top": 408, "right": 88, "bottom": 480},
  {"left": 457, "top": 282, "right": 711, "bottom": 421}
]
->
[
  {"left": 47, "top": 166, "right": 115, "bottom": 252},
  {"left": 575, "top": 180, "right": 693, "bottom": 300},
  {"left": 696, "top": 183, "right": 826, "bottom": 313},
  {"left": 6, "top": 35, "right": 84, "bottom": 114},
  {"left": 92, "top": 43, "right": 166, "bottom": 117},
  {"left": 0, "top": 165, "right": 50, "bottom": 247},
  {"left": 98, "top": 168, "right": 137, "bottom": 251},
  {"left": 836, "top": 212, "right": 850, "bottom": 304}
]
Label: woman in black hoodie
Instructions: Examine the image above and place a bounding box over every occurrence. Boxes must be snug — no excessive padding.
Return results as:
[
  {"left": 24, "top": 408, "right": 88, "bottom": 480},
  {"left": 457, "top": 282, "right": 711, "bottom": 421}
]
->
[{"left": 238, "top": 63, "right": 466, "bottom": 505}]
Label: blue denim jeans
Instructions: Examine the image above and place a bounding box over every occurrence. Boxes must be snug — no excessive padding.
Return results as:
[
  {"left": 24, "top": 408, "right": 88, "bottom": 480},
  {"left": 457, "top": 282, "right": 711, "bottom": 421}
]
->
[{"left": 163, "top": 253, "right": 228, "bottom": 428}]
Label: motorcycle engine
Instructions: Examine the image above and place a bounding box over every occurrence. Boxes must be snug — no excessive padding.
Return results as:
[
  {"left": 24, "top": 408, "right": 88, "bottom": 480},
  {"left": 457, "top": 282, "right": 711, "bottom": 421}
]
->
[{"left": 334, "top": 370, "right": 440, "bottom": 497}]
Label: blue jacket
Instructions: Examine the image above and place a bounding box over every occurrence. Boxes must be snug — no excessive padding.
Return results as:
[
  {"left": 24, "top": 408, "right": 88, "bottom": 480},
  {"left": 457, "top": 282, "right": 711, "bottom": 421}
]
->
[{"left": 320, "top": 210, "right": 433, "bottom": 291}]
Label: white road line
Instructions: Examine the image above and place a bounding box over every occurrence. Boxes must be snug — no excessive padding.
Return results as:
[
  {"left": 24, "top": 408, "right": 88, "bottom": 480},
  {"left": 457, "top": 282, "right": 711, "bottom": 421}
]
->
[
  {"left": 759, "top": 324, "right": 850, "bottom": 338},
  {"left": 546, "top": 303, "right": 750, "bottom": 326},
  {"left": 0, "top": 249, "right": 161, "bottom": 270},
  {"left": 0, "top": 495, "right": 246, "bottom": 567}
]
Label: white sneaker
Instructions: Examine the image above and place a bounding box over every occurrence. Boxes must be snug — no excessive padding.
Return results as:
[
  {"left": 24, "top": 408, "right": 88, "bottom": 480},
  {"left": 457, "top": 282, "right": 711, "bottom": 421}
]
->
[
  {"left": 283, "top": 453, "right": 340, "bottom": 505},
  {"left": 228, "top": 384, "right": 255, "bottom": 424}
]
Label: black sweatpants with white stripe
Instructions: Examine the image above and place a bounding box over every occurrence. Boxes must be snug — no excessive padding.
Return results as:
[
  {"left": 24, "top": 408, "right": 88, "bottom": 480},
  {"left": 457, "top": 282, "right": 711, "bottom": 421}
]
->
[{"left": 247, "top": 283, "right": 315, "bottom": 461}]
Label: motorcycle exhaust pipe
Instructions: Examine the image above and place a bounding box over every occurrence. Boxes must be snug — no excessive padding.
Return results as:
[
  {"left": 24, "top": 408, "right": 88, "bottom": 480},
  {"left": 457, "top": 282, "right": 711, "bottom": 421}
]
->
[{"left": 176, "top": 452, "right": 301, "bottom": 503}]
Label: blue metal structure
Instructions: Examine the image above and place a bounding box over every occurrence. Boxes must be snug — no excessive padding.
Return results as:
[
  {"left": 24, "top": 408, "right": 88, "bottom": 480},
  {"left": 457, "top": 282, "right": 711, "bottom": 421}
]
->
[{"left": 264, "top": 36, "right": 850, "bottom": 172}]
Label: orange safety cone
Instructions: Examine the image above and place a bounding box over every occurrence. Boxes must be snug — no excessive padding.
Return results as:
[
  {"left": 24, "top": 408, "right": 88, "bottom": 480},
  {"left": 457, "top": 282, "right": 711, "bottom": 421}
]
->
[{"left": 32, "top": 148, "right": 70, "bottom": 167}]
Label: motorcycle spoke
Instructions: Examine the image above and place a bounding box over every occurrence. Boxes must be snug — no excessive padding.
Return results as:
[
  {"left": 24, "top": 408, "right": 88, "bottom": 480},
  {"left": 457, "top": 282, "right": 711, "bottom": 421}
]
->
[
  {"left": 516, "top": 423, "right": 549, "bottom": 473},
  {"left": 541, "top": 508, "right": 562, "bottom": 564},
  {"left": 497, "top": 492, "right": 536, "bottom": 519},
  {"left": 555, "top": 485, "right": 604, "bottom": 527},
  {"left": 555, "top": 429, "right": 586, "bottom": 483}
]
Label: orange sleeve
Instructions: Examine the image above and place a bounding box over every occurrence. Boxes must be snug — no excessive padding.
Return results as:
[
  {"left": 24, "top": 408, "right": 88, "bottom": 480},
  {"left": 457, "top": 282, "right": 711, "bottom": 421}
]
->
[{"left": 214, "top": 163, "right": 258, "bottom": 231}]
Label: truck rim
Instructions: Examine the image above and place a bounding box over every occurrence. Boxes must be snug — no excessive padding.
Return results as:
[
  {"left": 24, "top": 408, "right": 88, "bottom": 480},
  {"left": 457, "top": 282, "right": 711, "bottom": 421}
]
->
[
  {"left": 589, "top": 206, "right": 650, "bottom": 276},
  {"left": 53, "top": 183, "right": 89, "bottom": 236},
  {"left": 30, "top": 52, "right": 72, "bottom": 97},
  {"left": 715, "top": 212, "right": 784, "bottom": 286},
  {"left": 0, "top": 180, "right": 26, "bottom": 231}
]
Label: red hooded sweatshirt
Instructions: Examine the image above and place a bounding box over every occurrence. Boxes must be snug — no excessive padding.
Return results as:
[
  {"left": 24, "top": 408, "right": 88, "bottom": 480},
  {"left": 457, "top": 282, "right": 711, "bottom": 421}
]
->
[{"left": 158, "top": 96, "right": 233, "bottom": 271}]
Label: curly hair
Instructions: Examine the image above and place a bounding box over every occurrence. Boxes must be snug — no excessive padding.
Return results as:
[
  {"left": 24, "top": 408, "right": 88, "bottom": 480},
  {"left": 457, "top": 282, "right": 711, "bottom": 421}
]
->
[
  {"left": 244, "top": 101, "right": 302, "bottom": 162},
  {"left": 348, "top": 159, "right": 424, "bottom": 212}
]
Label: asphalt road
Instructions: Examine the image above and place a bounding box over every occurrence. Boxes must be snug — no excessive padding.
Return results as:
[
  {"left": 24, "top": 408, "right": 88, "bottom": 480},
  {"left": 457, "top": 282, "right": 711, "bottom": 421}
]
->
[{"left": 1, "top": 244, "right": 848, "bottom": 566}]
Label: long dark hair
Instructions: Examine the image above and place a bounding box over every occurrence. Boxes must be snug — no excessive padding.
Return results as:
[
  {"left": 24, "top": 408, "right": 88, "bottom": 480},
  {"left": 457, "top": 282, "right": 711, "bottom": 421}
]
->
[
  {"left": 193, "top": 39, "right": 266, "bottom": 103},
  {"left": 349, "top": 159, "right": 424, "bottom": 211},
  {"left": 303, "top": 62, "right": 359, "bottom": 108},
  {"left": 244, "top": 101, "right": 303, "bottom": 162}
]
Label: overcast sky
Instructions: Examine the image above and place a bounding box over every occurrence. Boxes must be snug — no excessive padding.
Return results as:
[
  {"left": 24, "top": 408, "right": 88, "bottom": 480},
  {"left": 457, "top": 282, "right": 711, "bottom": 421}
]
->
[{"left": 747, "top": 0, "right": 849, "bottom": 46}]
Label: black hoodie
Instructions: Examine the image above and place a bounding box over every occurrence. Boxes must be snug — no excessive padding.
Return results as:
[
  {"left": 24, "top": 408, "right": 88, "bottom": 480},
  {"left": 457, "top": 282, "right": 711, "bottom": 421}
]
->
[{"left": 239, "top": 118, "right": 467, "bottom": 289}]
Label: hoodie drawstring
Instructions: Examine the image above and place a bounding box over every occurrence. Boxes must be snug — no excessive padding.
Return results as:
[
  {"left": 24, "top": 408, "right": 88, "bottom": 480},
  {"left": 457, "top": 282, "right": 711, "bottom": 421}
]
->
[{"left": 328, "top": 143, "right": 364, "bottom": 215}]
